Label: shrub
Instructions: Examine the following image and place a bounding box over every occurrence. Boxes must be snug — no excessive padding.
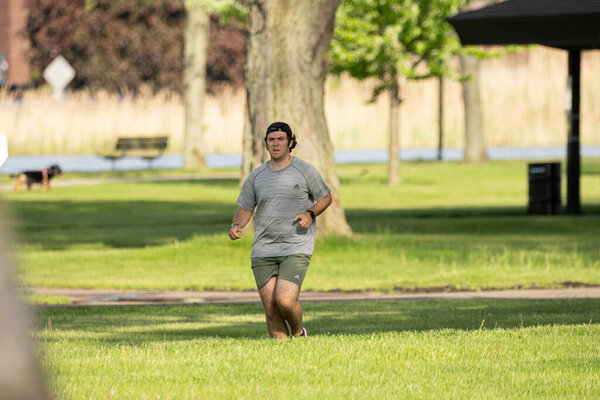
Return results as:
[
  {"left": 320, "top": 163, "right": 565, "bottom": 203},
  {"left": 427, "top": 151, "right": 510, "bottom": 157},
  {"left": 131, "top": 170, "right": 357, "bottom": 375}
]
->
[{"left": 25, "top": 0, "right": 246, "bottom": 95}]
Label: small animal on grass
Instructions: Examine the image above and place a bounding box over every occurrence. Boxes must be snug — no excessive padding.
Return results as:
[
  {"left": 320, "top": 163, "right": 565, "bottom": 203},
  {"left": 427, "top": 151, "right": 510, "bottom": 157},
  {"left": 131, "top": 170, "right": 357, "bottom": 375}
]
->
[{"left": 13, "top": 164, "right": 63, "bottom": 192}]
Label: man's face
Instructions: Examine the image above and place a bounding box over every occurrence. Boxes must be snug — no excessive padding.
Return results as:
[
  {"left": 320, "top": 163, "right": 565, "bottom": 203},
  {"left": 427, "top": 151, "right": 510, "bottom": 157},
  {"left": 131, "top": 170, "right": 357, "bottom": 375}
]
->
[{"left": 266, "top": 131, "right": 291, "bottom": 160}]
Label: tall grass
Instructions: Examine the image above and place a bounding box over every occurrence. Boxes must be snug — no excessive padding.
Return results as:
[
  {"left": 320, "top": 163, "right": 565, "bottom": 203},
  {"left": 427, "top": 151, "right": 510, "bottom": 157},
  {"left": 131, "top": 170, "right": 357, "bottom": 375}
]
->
[
  {"left": 0, "top": 86, "right": 245, "bottom": 156},
  {"left": 2, "top": 47, "right": 600, "bottom": 155},
  {"left": 330, "top": 47, "right": 600, "bottom": 150}
]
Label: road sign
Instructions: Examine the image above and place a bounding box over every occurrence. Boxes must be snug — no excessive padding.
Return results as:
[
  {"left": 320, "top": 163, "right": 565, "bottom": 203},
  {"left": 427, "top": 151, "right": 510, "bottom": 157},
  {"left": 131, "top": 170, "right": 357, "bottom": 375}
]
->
[
  {"left": 0, "top": 133, "right": 7, "bottom": 168},
  {"left": 43, "top": 55, "right": 75, "bottom": 99}
]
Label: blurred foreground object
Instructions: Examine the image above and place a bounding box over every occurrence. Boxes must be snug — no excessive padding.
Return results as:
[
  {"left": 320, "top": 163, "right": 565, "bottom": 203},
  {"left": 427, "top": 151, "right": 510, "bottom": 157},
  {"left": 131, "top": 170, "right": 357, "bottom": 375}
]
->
[
  {"left": 0, "top": 133, "right": 7, "bottom": 167},
  {"left": 0, "top": 204, "right": 51, "bottom": 399}
]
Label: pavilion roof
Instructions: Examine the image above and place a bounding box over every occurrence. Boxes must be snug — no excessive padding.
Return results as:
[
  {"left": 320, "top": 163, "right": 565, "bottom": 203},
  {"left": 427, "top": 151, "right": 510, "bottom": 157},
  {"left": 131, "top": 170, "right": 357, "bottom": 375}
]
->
[{"left": 447, "top": 0, "right": 600, "bottom": 49}]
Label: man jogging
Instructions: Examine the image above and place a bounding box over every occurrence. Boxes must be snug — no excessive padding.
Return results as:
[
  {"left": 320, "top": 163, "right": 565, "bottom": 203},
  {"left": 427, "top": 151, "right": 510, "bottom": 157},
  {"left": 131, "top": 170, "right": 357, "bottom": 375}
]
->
[{"left": 229, "top": 121, "right": 332, "bottom": 339}]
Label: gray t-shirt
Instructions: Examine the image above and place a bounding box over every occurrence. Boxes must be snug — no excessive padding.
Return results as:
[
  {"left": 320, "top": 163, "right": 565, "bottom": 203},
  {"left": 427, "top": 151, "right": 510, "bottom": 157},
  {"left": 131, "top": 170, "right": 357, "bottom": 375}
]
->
[{"left": 237, "top": 157, "right": 331, "bottom": 257}]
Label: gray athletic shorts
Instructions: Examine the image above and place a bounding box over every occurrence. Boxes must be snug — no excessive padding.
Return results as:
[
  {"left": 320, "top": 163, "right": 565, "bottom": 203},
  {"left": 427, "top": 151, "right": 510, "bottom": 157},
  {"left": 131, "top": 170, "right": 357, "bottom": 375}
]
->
[{"left": 251, "top": 254, "right": 311, "bottom": 290}]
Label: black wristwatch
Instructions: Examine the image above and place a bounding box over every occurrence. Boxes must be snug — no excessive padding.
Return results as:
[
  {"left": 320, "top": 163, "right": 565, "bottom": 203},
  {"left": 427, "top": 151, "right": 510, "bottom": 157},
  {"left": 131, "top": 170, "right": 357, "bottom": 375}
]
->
[{"left": 306, "top": 210, "right": 316, "bottom": 222}]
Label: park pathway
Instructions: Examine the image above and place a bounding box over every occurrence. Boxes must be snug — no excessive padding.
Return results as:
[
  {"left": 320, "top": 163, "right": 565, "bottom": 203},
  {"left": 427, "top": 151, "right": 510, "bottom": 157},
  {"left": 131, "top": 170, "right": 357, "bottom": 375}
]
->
[
  {"left": 30, "top": 286, "right": 600, "bottom": 306},
  {"left": 0, "top": 171, "right": 240, "bottom": 191}
]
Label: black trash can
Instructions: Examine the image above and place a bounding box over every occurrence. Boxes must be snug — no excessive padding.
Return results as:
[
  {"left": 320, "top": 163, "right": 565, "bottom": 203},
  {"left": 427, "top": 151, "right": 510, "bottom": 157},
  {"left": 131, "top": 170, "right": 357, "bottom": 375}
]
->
[{"left": 528, "top": 162, "right": 561, "bottom": 214}]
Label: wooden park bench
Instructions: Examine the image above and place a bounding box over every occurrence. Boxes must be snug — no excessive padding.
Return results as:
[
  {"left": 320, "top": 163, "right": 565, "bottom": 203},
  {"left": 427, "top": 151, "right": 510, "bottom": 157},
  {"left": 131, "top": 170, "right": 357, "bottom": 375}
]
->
[{"left": 102, "top": 136, "right": 169, "bottom": 170}]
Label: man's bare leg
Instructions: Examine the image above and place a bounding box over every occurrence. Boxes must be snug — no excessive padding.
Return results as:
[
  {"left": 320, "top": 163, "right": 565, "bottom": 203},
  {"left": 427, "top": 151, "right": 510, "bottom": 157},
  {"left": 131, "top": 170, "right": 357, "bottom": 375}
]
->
[
  {"left": 275, "top": 279, "right": 303, "bottom": 336},
  {"left": 258, "top": 276, "right": 289, "bottom": 339}
]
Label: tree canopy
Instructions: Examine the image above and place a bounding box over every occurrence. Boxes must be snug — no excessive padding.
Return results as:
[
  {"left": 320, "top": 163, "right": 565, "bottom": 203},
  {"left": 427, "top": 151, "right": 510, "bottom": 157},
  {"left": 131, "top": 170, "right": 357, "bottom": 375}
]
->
[{"left": 331, "top": 0, "right": 464, "bottom": 101}]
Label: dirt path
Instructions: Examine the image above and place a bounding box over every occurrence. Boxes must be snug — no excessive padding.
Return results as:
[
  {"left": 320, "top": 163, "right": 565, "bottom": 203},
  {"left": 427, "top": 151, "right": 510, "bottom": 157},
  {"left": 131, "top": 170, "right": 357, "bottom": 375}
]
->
[
  {"left": 30, "top": 286, "right": 600, "bottom": 306},
  {"left": 1, "top": 172, "right": 240, "bottom": 191}
]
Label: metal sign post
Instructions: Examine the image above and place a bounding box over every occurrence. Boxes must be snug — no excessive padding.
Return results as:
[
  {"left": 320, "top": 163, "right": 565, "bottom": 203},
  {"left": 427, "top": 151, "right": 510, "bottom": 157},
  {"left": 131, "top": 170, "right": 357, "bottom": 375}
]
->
[{"left": 566, "top": 49, "right": 581, "bottom": 214}]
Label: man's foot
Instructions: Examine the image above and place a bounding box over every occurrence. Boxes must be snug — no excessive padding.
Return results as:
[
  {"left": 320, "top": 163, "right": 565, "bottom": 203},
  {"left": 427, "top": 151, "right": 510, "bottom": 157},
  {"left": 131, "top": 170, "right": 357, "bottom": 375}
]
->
[{"left": 292, "top": 327, "right": 307, "bottom": 338}]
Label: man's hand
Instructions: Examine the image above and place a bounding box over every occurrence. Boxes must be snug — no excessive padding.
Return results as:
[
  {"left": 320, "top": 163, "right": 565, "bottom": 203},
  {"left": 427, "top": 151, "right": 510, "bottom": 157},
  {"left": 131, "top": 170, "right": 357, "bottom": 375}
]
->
[
  {"left": 294, "top": 212, "right": 313, "bottom": 229},
  {"left": 228, "top": 208, "right": 253, "bottom": 240},
  {"left": 229, "top": 224, "right": 243, "bottom": 240}
]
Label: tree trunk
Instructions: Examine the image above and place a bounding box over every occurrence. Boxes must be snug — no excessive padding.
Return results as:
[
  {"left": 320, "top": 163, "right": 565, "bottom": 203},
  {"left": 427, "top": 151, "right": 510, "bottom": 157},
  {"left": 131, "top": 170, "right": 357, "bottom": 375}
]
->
[
  {"left": 0, "top": 206, "right": 50, "bottom": 400},
  {"left": 438, "top": 75, "right": 444, "bottom": 161},
  {"left": 387, "top": 74, "right": 403, "bottom": 186},
  {"left": 244, "top": 0, "right": 352, "bottom": 236},
  {"left": 458, "top": 0, "right": 498, "bottom": 163},
  {"left": 183, "top": 4, "right": 209, "bottom": 170},
  {"left": 459, "top": 53, "right": 489, "bottom": 162}
]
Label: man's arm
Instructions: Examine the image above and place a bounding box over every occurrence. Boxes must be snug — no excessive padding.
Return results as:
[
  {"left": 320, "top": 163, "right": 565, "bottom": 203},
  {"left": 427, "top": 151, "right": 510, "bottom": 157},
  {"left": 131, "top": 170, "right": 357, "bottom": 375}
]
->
[
  {"left": 311, "top": 192, "right": 332, "bottom": 217},
  {"left": 293, "top": 192, "right": 332, "bottom": 229},
  {"left": 229, "top": 207, "right": 253, "bottom": 240}
]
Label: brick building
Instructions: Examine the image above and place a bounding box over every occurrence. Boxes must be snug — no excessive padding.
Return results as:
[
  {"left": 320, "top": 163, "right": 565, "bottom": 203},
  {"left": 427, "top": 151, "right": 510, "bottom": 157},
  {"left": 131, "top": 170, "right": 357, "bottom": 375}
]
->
[{"left": 0, "top": 0, "right": 31, "bottom": 86}]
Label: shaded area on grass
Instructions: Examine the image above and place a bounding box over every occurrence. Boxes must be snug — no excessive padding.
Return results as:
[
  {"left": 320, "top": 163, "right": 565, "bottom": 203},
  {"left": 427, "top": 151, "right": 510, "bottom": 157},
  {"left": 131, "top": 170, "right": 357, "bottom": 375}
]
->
[
  {"left": 36, "top": 299, "right": 600, "bottom": 341},
  {"left": 345, "top": 207, "right": 600, "bottom": 239},
  {"left": 9, "top": 199, "right": 235, "bottom": 249},
  {"left": 9, "top": 198, "right": 600, "bottom": 251},
  {"left": 135, "top": 178, "right": 239, "bottom": 187}
]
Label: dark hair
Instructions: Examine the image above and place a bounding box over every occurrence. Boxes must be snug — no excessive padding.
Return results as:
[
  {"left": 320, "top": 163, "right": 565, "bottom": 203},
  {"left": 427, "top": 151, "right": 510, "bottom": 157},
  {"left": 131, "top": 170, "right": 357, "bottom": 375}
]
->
[{"left": 264, "top": 121, "right": 297, "bottom": 152}]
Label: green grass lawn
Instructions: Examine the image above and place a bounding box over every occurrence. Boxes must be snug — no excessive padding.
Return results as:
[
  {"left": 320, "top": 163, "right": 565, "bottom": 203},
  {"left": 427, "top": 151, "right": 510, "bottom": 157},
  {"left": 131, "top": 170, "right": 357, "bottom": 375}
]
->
[
  {"left": 7, "top": 159, "right": 598, "bottom": 399},
  {"left": 2, "top": 159, "right": 599, "bottom": 292},
  {"left": 36, "top": 299, "right": 600, "bottom": 399}
]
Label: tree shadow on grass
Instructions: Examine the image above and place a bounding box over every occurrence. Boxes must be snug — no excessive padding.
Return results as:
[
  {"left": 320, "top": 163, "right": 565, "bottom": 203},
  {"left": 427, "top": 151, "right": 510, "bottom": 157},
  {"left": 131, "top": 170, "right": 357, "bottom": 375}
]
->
[
  {"left": 135, "top": 178, "right": 239, "bottom": 187},
  {"left": 9, "top": 199, "right": 236, "bottom": 250},
  {"left": 8, "top": 172, "right": 599, "bottom": 249},
  {"left": 36, "top": 298, "right": 600, "bottom": 342},
  {"left": 306, "top": 298, "right": 600, "bottom": 336},
  {"left": 346, "top": 205, "right": 600, "bottom": 235}
]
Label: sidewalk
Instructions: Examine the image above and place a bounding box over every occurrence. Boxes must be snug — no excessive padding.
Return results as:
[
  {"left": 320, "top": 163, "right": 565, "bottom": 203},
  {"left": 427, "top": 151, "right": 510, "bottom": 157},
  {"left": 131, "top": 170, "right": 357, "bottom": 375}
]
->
[{"left": 30, "top": 286, "right": 600, "bottom": 306}]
